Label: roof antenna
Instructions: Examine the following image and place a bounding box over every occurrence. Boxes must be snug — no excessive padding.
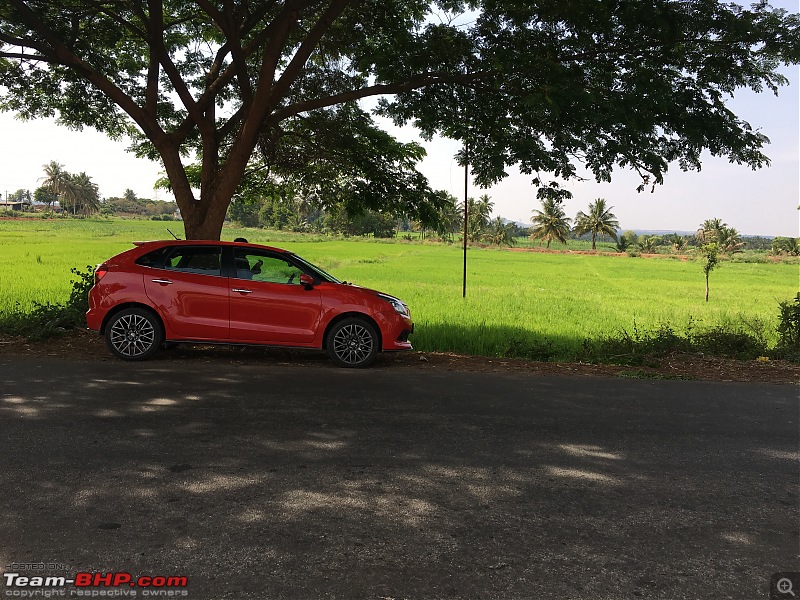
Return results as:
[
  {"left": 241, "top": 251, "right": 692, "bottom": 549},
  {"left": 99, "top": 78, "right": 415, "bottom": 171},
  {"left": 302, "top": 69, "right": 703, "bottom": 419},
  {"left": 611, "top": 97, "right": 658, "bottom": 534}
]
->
[{"left": 167, "top": 228, "right": 181, "bottom": 240}]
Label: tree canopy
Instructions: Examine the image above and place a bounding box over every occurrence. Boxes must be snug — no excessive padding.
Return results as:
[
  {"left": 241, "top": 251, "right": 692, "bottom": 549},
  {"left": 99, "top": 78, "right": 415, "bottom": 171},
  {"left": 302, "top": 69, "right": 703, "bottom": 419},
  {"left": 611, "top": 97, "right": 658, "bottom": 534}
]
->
[{"left": 2, "top": 1, "right": 798, "bottom": 239}]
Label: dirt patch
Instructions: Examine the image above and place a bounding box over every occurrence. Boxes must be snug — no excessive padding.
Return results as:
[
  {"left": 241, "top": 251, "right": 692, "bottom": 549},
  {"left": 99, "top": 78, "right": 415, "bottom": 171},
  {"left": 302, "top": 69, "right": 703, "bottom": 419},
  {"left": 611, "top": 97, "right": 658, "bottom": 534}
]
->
[{"left": 1, "top": 329, "right": 796, "bottom": 384}]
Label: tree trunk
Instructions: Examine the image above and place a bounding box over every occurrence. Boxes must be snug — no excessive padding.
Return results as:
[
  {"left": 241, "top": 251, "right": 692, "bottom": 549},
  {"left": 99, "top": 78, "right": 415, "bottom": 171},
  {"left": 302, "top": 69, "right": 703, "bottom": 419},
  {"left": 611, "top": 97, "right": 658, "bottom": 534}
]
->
[
  {"left": 591, "top": 234, "right": 596, "bottom": 250},
  {"left": 162, "top": 150, "right": 244, "bottom": 241},
  {"left": 705, "top": 273, "right": 710, "bottom": 302},
  {"left": 182, "top": 208, "right": 225, "bottom": 240},
  {"left": 179, "top": 194, "right": 231, "bottom": 240}
]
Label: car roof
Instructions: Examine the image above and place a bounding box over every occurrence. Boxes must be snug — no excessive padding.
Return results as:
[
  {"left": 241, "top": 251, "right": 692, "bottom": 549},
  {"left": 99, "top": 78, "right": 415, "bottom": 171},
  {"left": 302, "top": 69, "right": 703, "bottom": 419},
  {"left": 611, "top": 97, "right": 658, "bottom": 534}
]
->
[{"left": 131, "top": 239, "right": 288, "bottom": 254}]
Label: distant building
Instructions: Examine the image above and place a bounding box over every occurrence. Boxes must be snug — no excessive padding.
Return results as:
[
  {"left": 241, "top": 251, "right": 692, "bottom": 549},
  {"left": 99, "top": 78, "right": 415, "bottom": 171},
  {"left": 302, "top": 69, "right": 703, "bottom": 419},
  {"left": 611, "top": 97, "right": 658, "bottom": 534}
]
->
[{"left": 0, "top": 201, "right": 24, "bottom": 211}]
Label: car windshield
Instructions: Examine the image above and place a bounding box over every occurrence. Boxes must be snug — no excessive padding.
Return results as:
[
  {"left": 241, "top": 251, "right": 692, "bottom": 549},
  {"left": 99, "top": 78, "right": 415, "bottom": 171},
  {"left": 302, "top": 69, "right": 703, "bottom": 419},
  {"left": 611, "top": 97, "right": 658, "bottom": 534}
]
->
[{"left": 288, "top": 253, "right": 342, "bottom": 284}]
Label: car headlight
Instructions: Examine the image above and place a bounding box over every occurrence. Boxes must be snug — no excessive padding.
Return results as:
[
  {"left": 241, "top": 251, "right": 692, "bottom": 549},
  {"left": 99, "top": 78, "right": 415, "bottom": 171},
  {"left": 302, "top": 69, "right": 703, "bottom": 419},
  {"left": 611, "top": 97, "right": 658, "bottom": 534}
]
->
[{"left": 378, "top": 294, "right": 410, "bottom": 318}]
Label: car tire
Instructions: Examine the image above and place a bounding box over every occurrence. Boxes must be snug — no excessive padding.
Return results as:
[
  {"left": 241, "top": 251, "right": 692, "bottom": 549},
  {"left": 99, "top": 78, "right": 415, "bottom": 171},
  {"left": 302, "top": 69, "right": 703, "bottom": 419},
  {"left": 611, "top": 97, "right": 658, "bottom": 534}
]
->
[
  {"left": 326, "top": 317, "right": 379, "bottom": 368},
  {"left": 105, "top": 308, "right": 164, "bottom": 361}
]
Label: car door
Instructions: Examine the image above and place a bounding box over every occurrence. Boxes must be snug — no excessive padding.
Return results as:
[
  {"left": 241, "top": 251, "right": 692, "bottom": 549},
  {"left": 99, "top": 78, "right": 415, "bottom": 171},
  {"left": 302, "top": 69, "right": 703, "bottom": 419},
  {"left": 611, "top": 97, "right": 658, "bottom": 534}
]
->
[
  {"left": 228, "top": 248, "right": 322, "bottom": 345},
  {"left": 143, "top": 245, "right": 229, "bottom": 340}
]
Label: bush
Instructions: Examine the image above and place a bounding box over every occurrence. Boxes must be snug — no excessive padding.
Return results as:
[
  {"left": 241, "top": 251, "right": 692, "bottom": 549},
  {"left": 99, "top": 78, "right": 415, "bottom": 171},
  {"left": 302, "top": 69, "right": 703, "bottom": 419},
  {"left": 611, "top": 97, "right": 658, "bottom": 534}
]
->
[
  {"left": 0, "top": 266, "right": 95, "bottom": 339},
  {"left": 587, "top": 322, "right": 687, "bottom": 365},
  {"left": 690, "top": 326, "right": 767, "bottom": 359},
  {"left": 584, "top": 317, "right": 789, "bottom": 365},
  {"left": 775, "top": 293, "right": 800, "bottom": 358}
]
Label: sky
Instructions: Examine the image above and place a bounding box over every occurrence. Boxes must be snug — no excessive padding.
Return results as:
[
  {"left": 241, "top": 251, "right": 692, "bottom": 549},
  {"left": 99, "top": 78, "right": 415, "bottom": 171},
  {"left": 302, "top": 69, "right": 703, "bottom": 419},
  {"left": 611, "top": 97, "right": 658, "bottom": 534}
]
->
[{"left": 0, "top": 7, "right": 798, "bottom": 237}]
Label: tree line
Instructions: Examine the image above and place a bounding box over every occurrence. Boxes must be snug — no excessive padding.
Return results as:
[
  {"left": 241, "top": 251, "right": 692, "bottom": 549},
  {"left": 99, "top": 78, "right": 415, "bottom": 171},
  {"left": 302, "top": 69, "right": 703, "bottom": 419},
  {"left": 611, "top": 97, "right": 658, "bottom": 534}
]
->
[
  {"left": 9, "top": 161, "right": 797, "bottom": 257},
  {"left": 5, "top": 162, "right": 177, "bottom": 218}
]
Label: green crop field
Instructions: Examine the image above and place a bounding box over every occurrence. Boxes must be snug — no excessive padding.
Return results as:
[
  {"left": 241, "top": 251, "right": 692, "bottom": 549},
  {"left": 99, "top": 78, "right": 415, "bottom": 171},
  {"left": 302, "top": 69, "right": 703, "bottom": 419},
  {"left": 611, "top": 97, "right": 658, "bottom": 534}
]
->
[{"left": 0, "top": 218, "right": 797, "bottom": 358}]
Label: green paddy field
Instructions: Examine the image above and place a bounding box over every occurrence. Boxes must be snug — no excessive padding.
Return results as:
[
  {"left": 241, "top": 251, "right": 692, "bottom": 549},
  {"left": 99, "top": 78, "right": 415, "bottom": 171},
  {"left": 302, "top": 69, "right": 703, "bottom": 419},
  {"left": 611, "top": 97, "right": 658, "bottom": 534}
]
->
[{"left": 0, "top": 218, "right": 796, "bottom": 358}]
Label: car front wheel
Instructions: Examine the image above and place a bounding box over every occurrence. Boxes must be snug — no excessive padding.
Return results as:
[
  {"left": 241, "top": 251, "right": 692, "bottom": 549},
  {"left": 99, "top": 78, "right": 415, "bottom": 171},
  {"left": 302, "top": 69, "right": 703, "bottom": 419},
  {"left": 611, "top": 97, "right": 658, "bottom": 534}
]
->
[
  {"left": 105, "top": 308, "right": 164, "bottom": 361},
  {"left": 326, "top": 317, "right": 379, "bottom": 368}
]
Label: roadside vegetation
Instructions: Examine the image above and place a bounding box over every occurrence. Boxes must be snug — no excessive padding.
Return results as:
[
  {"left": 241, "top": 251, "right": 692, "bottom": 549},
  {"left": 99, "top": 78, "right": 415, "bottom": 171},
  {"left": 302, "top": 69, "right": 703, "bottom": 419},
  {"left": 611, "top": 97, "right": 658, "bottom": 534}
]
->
[{"left": 0, "top": 218, "right": 797, "bottom": 365}]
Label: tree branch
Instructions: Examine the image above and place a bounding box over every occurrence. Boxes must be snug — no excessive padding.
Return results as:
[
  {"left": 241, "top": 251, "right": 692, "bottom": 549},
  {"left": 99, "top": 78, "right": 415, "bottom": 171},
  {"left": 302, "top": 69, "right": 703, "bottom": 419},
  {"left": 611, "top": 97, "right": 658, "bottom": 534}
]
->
[
  {"left": 0, "top": 51, "right": 51, "bottom": 61},
  {"left": 145, "top": 0, "right": 162, "bottom": 117},
  {"left": 7, "top": 0, "right": 158, "bottom": 138},
  {"left": 149, "top": 24, "right": 211, "bottom": 135},
  {"left": 84, "top": 0, "right": 147, "bottom": 38},
  {"left": 272, "top": 71, "right": 491, "bottom": 121},
  {"left": 169, "top": 1, "right": 315, "bottom": 144},
  {"left": 269, "top": 0, "right": 351, "bottom": 102},
  {"left": 0, "top": 31, "right": 47, "bottom": 52}
]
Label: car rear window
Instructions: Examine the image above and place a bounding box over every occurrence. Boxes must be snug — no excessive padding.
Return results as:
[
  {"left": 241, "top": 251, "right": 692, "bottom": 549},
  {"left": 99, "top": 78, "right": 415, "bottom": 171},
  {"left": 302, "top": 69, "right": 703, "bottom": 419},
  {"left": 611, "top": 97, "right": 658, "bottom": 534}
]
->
[
  {"left": 135, "top": 247, "right": 169, "bottom": 268},
  {"left": 163, "top": 246, "right": 222, "bottom": 276}
]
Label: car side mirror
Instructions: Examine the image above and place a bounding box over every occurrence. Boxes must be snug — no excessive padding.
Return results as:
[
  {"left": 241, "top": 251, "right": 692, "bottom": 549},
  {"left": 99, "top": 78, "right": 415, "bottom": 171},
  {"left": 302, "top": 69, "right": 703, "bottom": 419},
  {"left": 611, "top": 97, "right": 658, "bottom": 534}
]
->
[{"left": 299, "top": 273, "right": 315, "bottom": 289}]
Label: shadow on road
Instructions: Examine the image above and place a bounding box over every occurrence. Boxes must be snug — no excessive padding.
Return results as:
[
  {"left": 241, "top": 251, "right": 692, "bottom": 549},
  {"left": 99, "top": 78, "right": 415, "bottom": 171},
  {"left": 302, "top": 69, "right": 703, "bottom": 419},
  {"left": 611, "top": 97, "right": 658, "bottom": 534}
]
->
[{"left": 1, "top": 361, "right": 797, "bottom": 599}]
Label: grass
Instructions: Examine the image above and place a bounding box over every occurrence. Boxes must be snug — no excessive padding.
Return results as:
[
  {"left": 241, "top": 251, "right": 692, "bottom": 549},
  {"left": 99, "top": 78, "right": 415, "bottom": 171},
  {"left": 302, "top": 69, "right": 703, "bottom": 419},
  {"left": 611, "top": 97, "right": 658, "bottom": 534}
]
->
[{"left": 0, "top": 218, "right": 797, "bottom": 360}]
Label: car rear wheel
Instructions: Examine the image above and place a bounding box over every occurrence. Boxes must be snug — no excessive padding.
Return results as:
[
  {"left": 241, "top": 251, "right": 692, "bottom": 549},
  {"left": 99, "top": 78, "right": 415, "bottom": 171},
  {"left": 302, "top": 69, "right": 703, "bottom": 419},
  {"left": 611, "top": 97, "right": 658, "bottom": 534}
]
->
[
  {"left": 105, "top": 308, "right": 164, "bottom": 361},
  {"left": 326, "top": 317, "right": 379, "bottom": 368}
]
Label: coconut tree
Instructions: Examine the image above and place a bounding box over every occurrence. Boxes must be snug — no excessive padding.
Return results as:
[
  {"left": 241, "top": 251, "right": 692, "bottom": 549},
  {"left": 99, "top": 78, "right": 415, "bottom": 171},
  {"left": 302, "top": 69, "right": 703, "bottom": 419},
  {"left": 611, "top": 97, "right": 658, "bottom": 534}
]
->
[
  {"left": 615, "top": 234, "right": 632, "bottom": 253},
  {"left": 40, "top": 161, "right": 68, "bottom": 210},
  {"left": 485, "top": 217, "right": 517, "bottom": 246},
  {"left": 718, "top": 226, "right": 744, "bottom": 254},
  {"left": 61, "top": 172, "right": 100, "bottom": 216},
  {"left": 638, "top": 235, "right": 660, "bottom": 254},
  {"left": 573, "top": 198, "right": 620, "bottom": 250},
  {"left": 433, "top": 191, "right": 461, "bottom": 242},
  {"left": 664, "top": 233, "right": 689, "bottom": 254},
  {"left": 459, "top": 194, "right": 494, "bottom": 242},
  {"left": 698, "top": 218, "right": 726, "bottom": 243},
  {"left": 530, "top": 199, "right": 571, "bottom": 249}
]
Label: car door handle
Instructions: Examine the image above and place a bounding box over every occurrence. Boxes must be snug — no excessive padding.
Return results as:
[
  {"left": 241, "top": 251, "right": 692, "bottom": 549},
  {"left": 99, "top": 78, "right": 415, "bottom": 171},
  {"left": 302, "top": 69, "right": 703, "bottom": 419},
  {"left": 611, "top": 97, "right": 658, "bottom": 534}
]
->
[
  {"left": 232, "top": 288, "right": 253, "bottom": 294},
  {"left": 151, "top": 279, "right": 173, "bottom": 285}
]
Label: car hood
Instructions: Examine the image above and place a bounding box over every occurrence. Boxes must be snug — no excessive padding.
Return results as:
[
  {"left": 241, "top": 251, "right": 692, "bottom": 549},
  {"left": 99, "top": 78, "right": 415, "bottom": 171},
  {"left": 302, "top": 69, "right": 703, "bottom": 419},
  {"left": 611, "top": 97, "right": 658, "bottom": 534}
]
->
[{"left": 334, "top": 283, "right": 403, "bottom": 303}]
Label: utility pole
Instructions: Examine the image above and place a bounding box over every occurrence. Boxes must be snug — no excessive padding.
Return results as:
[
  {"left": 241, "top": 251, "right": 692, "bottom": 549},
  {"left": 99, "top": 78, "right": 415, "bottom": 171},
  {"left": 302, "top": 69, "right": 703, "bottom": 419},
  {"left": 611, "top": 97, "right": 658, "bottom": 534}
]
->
[{"left": 462, "top": 144, "right": 468, "bottom": 298}]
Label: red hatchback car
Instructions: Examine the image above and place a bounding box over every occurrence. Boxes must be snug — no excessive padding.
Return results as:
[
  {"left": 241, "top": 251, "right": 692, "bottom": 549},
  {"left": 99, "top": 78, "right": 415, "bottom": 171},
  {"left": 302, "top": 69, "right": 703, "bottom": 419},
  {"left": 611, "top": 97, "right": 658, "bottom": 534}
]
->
[{"left": 86, "top": 240, "right": 413, "bottom": 367}]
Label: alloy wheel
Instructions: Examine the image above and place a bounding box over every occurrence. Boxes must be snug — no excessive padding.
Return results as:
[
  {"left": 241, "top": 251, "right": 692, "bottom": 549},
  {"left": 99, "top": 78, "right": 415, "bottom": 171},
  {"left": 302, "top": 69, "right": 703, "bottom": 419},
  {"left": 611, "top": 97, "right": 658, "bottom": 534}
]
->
[
  {"left": 332, "top": 323, "right": 375, "bottom": 366},
  {"left": 109, "top": 313, "right": 156, "bottom": 358}
]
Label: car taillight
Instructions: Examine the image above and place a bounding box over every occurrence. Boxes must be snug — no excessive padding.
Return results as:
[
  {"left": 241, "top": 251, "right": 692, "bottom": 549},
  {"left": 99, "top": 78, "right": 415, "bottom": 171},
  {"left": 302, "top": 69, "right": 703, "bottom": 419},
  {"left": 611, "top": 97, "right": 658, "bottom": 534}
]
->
[{"left": 94, "top": 264, "right": 108, "bottom": 285}]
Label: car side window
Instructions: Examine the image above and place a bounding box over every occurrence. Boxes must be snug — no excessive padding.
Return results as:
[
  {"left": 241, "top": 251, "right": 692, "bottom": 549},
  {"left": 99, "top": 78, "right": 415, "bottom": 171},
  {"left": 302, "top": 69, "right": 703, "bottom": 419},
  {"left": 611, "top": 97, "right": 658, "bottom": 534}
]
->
[
  {"left": 233, "top": 249, "right": 304, "bottom": 284},
  {"left": 164, "top": 247, "right": 222, "bottom": 276}
]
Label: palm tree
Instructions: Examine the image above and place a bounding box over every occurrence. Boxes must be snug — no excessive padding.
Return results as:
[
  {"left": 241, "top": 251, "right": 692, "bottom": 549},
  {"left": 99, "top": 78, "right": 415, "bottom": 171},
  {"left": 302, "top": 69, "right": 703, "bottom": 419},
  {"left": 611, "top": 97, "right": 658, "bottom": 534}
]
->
[
  {"left": 638, "top": 235, "right": 659, "bottom": 254},
  {"left": 718, "top": 226, "right": 744, "bottom": 254},
  {"left": 433, "top": 191, "right": 461, "bottom": 242},
  {"left": 572, "top": 198, "right": 620, "bottom": 250},
  {"left": 62, "top": 172, "right": 100, "bottom": 216},
  {"left": 471, "top": 194, "right": 494, "bottom": 241},
  {"left": 485, "top": 217, "right": 517, "bottom": 246},
  {"left": 698, "top": 218, "right": 726, "bottom": 243},
  {"left": 40, "top": 161, "right": 68, "bottom": 210},
  {"left": 771, "top": 237, "right": 800, "bottom": 256},
  {"left": 459, "top": 194, "right": 494, "bottom": 242},
  {"left": 615, "top": 234, "right": 632, "bottom": 253},
  {"left": 664, "top": 233, "right": 689, "bottom": 254},
  {"left": 530, "top": 198, "right": 571, "bottom": 249}
]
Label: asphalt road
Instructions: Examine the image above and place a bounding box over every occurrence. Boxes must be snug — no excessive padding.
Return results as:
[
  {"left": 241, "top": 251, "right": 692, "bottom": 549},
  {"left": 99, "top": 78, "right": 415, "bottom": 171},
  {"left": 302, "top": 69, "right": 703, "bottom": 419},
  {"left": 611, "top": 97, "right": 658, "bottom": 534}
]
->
[{"left": 0, "top": 356, "right": 797, "bottom": 599}]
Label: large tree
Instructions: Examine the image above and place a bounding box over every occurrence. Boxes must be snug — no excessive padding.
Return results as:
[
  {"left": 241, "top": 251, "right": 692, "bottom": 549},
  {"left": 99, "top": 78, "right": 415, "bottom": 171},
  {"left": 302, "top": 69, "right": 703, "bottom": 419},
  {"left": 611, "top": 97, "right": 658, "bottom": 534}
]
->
[{"left": 1, "top": 1, "right": 798, "bottom": 239}]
